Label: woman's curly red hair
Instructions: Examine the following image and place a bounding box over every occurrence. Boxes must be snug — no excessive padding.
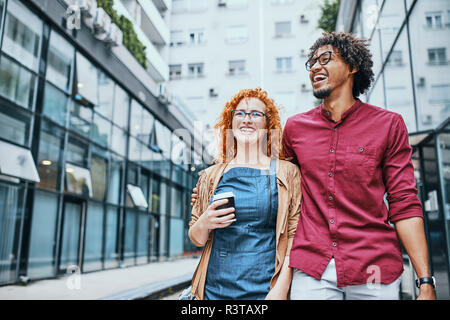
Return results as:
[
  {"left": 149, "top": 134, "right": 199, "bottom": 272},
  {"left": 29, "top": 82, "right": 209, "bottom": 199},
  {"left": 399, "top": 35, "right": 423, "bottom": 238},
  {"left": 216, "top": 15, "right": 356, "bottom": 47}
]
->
[{"left": 214, "top": 88, "right": 285, "bottom": 163}]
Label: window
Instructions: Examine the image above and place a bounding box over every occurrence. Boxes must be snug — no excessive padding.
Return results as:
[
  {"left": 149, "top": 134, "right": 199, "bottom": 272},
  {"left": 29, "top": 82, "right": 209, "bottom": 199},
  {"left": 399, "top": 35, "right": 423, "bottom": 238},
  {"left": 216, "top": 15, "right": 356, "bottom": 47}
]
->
[
  {"left": 170, "top": 30, "right": 185, "bottom": 46},
  {"left": 0, "top": 54, "right": 37, "bottom": 109},
  {"left": 2, "top": 0, "right": 42, "bottom": 72},
  {"left": 430, "top": 84, "right": 450, "bottom": 103},
  {"left": 0, "top": 104, "right": 31, "bottom": 146},
  {"left": 42, "top": 83, "right": 69, "bottom": 126},
  {"left": 69, "top": 101, "right": 92, "bottom": 137},
  {"left": 276, "top": 57, "right": 293, "bottom": 72},
  {"left": 65, "top": 163, "right": 93, "bottom": 197},
  {"left": 225, "top": 25, "right": 248, "bottom": 44},
  {"left": 428, "top": 48, "right": 447, "bottom": 65},
  {"left": 169, "top": 64, "right": 182, "bottom": 80},
  {"left": 127, "top": 184, "right": 148, "bottom": 208},
  {"left": 189, "top": 29, "right": 205, "bottom": 45},
  {"left": 275, "top": 21, "right": 292, "bottom": 37},
  {"left": 92, "top": 113, "right": 111, "bottom": 147},
  {"left": 188, "top": 63, "right": 204, "bottom": 77},
  {"left": 37, "top": 121, "right": 63, "bottom": 191},
  {"left": 83, "top": 201, "right": 104, "bottom": 272},
  {"left": 107, "top": 156, "right": 123, "bottom": 205},
  {"left": 111, "top": 125, "right": 127, "bottom": 156},
  {"left": 386, "top": 50, "right": 403, "bottom": 66},
  {"left": 46, "top": 31, "right": 74, "bottom": 92},
  {"left": 104, "top": 205, "right": 119, "bottom": 268},
  {"left": 75, "top": 52, "right": 98, "bottom": 106},
  {"left": 97, "top": 71, "right": 115, "bottom": 120},
  {"left": 228, "top": 60, "right": 246, "bottom": 75},
  {"left": 426, "top": 12, "right": 443, "bottom": 28},
  {"left": 154, "top": 120, "right": 172, "bottom": 159},
  {"left": 91, "top": 155, "right": 107, "bottom": 201},
  {"left": 112, "top": 85, "right": 130, "bottom": 129},
  {"left": 0, "top": 139, "right": 40, "bottom": 182}
]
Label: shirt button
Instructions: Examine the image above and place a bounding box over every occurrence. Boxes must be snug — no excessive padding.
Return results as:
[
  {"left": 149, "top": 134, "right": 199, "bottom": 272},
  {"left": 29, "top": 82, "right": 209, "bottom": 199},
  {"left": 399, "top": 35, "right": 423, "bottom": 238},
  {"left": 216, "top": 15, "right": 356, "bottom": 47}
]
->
[
  {"left": 332, "top": 242, "right": 337, "bottom": 247},
  {"left": 328, "top": 196, "right": 333, "bottom": 201},
  {"left": 330, "top": 219, "right": 334, "bottom": 224},
  {"left": 333, "top": 127, "right": 337, "bottom": 131},
  {"left": 359, "top": 147, "right": 364, "bottom": 152},
  {"left": 330, "top": 148, "right": 334, "bottom": 153},
  {"left": 329, "top": 172, "right": 332, "bottom": 177}
]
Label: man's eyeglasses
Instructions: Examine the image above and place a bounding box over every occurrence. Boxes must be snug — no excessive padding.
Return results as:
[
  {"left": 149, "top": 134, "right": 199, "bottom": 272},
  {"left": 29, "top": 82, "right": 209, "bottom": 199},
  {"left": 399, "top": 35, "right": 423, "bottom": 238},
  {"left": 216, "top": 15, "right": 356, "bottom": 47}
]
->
[
  {"left": 305, "top": 51, "right": 333, "bottom": 71},
  {"left": 232, "top": 110, "right": 266, "bottom": 120}
]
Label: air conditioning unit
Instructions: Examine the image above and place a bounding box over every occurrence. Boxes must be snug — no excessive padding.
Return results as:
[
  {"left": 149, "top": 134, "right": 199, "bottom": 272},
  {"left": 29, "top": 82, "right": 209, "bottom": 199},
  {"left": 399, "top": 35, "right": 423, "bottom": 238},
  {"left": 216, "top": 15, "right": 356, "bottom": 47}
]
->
[
  {"left": 300, "top": 15, "right": 309, "bottom": 23},
  {"left": 104, "top": 23, "right": 123, "bottom": 47},
  {"left": 218, "top": 0, "right": 227, "bottom": 7},
  {"left": 422, "top": 114, "right": 433, "bottom": 125},
  {"left": 417, "top": 77, "right": 425, "bottom": 87},
  {"left": 93, "top": 7, "right": 111, "bottom": 35},
  {"left": 209, "top": 88, "right": 219, "bottom": 97}
]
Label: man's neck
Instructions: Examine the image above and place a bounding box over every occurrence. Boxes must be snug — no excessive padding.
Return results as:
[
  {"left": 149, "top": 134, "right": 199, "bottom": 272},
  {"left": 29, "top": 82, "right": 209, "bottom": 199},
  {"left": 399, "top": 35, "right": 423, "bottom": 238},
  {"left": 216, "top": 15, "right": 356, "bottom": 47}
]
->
[{"left": 322, "top": 88, "right": 356, "bottom": 122}]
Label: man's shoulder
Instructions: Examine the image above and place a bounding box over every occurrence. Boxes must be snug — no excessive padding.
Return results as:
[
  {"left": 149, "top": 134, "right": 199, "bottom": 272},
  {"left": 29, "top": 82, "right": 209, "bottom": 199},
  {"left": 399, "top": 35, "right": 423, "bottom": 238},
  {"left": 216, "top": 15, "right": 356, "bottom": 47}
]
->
[
  {"left": 286, "top": 105, "right": 321, "bottom": 127},
  {"left": 360, "top": 101, "right": 402, "bottom": 122}
]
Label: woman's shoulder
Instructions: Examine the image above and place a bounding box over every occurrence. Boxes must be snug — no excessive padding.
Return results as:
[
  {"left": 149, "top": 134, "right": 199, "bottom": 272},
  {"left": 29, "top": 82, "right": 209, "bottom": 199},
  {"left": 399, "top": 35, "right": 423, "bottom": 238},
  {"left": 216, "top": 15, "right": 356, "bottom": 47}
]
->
[
  {"left": 278, "top": 159, "right": 300, "bottom": 175},
  {"left": 199, "top": 163, "right": 227, "bottom": 178}
]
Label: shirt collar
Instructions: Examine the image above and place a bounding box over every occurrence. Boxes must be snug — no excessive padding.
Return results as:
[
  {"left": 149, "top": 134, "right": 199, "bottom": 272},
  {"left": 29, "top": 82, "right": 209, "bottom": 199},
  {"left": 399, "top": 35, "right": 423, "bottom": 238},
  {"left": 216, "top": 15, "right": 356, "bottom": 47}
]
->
[{"left": 319, "top": 99, "right": 362, "bottom": 123}]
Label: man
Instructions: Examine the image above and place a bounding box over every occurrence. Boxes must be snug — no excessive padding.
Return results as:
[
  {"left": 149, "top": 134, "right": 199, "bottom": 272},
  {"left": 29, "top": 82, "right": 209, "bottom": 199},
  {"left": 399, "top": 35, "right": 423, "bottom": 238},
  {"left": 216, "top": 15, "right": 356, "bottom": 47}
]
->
[{"left": 283, "top": 32, "right": 435, "bottom": 300}]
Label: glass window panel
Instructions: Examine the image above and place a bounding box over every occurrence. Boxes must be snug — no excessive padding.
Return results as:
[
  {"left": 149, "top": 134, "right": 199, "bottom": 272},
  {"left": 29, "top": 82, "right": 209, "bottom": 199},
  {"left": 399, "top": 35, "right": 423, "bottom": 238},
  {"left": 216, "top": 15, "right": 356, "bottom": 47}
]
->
[
  {"left": 226, "top": 25, "right": 248, "bottom": 44},
  {"left": 409, "top": 0, "right": 450, "bottom": 131},
  {"left": 91, "top": 156, "right": 107, "bottom": 201},
  {"left": 151, "top": 177, "right": 160, "bottom": 213},
  {"left": 110, "top": 125, "right": 127, "bottom": 156},
  {"left": 127, "top": 184, "right": 148, "bottom": 209},
  {"left": 2, "top": 0, "right": 42, "bottom": 72},
  {"left": 0, "top": 0, "right": 4, "bottom": 36},
  {"left": 69, "top": 101, "right": 92, "bottom": 137},
  {"left": 170, "top": 187, "right": 182, "bottom": 217},
  {"left": 154, "top": 120, "right": 171, "bottom": 159},
  {"left": 37, "top": 122, "right": 63, "bottom": 190},
  {"left": 0, "top": 139, "right": 39, "bottom": 182},
  {"left": 159, "top": 215, "right": 168, "bottom": 257},
  {"left": 141, "top": 109, "right": 154, "bottom": 144},
  {"left": 42, "top": 82, "right": 69, "bottom": 126},
  {"left": 378, "top": 0, "right": 405, "bottom": 60},
  {"left": 128, "top": 136, "right": 142, "bottom": 162},
  {"left": 275, "top": 21, "right": 291, "bottom": 36},
  {"left": 0, "top": 103, "right": 30, "bottom": 146},
  {"left": 130, "top": 99, "right": 143, "bottom": 138},
  {"left": 104, "top": 205, "right": 119, "bottom": 269},
  {"left": 136, "top": 212, "right": 149, "bottom": 264},
  {"left": 124, "top": 209, "right": 137, "bottom": 264},
  {"left": 0, "top": 183, "right": 24, "bottom": 283},
  {"left": 169, "top": 218, "right": 183, "bottom": 257},
  {"left": 75, "top": 52, "right": 98, "bottom": 105},
  {"left": 0, "top": 54, "right": 36, "bottom": 109},
  {"left": 383, "top": 29, "right": 417, "bottom": 133},
  {"left": 46, "top": 31, "right": 74, "bottom": 92},
  {"left": 97, "top": 71, "right": 114, "bottom": 119},
  {"left": 65, "top": 163, "right": 93, "bottom": 197},
  {"left": 107, "top": 156, "right": 123, "bottom": 205},
  {"left": 27, "top": 190, "right": 58, "bottom": 278},
  {"left": 112, "top": 85, "right": 129, "bottom": 129},
  {"left": 59, "top": 201, "right": 81, "bottom": 272},
  {"left": 92, "top": 113, "right": 111, "bottom": 147},
  {"left": 66, "top": 137, "right": 88, "bottom": 167},
  {"left": 83, "top": 201, "right": 104, "bottom": 272}
]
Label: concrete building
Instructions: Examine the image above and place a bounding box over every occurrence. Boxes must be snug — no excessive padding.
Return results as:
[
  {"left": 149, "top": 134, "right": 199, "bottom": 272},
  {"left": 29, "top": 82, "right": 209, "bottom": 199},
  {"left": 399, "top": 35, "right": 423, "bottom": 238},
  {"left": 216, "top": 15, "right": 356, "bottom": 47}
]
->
[
  {"left": 167, "top": 0, "right": 325, "bottom": 135},
  {"left": 337, "top": 0, "right": 450, "bottom": 299}
]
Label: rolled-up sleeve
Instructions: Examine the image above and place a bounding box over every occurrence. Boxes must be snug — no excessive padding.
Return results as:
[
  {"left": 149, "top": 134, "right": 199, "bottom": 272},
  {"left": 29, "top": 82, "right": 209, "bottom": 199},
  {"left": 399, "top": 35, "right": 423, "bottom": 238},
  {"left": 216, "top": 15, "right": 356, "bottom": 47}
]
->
[
  {"left": 287, "top": 165, "right": 302, "bottom": 254},
  {"left": 382, "top": 114, "right": 423, "bottom": 223}
]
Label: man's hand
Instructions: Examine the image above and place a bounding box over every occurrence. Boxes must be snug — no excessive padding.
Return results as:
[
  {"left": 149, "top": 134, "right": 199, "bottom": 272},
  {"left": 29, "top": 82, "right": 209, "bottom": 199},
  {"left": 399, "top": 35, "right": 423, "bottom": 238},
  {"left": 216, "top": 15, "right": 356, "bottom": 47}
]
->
[
  {"left": 191, "top": 187, "right": 198, "bottom": 207},
  {"left": 417, "top": 284, "right": 436, "bottom": 300}
]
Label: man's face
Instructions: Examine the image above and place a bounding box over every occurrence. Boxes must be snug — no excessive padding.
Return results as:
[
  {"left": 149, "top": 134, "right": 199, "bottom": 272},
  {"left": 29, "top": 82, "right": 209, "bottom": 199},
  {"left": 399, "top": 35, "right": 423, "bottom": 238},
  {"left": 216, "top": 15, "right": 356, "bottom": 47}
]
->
[{"left": 308, "top": 45, "right": 353, "bottom": 99}]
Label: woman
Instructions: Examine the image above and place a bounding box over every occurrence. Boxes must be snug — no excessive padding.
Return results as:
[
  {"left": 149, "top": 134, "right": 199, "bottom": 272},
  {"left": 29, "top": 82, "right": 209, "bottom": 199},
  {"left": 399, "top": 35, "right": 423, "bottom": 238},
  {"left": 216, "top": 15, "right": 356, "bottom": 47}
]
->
[{"left": 188, "top": 88, "right": 302, "bottom": 300}]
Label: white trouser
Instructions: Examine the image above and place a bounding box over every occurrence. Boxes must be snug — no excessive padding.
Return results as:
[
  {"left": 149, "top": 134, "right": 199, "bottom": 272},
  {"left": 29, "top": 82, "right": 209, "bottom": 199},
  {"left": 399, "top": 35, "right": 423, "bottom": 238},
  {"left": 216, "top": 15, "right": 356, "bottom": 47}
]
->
[{"left": 290, "top": 258, "right": 401, "bottom": 300}]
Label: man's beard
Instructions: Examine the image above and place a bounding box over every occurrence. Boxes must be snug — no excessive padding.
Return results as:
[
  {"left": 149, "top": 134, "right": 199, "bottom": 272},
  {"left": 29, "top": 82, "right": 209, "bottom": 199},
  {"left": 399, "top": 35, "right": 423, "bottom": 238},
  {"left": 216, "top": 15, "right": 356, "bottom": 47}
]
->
[{"left": 313, "top": 87, "right": 331, "bottom": 99}]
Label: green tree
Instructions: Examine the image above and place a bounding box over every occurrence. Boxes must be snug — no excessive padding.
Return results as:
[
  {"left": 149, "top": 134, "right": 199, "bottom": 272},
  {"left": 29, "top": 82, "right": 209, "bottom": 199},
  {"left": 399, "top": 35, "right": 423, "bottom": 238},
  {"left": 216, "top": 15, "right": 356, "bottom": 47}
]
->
[{"left": 317, "top": 0, "right": 341, "bottom": 32}]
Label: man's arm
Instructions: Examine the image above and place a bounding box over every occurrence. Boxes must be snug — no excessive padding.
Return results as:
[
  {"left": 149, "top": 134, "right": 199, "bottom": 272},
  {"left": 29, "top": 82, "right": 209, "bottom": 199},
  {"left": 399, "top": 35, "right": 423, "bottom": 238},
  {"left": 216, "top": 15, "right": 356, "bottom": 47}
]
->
[{"left": 394, "top": 217, "right": 436, "bottom": 299}]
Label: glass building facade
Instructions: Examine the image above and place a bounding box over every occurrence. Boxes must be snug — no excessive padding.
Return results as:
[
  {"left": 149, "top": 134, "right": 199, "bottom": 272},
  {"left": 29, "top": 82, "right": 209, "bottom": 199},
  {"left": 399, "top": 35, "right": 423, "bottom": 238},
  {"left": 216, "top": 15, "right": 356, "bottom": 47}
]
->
[
  {"left": 337, "top": 0, "right": 450, "bottom": 299},
  {"left": 0, "top": 0, "right": 205, "bottom": 285}
]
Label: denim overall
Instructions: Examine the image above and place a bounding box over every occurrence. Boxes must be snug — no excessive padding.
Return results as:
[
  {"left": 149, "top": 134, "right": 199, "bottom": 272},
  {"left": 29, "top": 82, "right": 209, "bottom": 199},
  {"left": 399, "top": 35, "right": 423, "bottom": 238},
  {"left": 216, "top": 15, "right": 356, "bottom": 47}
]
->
[{"left": 204, "top": 159, "right": 278, "bottom": 300}]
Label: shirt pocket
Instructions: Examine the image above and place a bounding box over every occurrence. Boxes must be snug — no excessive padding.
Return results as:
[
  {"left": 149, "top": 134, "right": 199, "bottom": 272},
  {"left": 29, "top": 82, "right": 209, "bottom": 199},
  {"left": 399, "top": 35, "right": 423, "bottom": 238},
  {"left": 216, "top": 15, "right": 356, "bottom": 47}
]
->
[{"left": 343, "top": 145, "right": 377, "bottom": 184}]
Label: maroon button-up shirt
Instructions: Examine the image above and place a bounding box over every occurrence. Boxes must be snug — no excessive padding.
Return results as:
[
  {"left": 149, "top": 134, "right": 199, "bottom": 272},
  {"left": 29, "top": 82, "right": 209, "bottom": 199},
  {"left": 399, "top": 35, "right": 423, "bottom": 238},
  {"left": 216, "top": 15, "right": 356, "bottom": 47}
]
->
[{"left": 283, "top": 99, "right": 423, "bottom": 287}]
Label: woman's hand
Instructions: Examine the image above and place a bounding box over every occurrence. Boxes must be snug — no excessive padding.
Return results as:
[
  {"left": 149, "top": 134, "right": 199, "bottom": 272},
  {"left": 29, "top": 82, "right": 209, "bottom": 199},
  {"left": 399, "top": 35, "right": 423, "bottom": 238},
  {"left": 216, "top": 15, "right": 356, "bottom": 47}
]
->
[
  {"left": 265, "top": 285, "right": 289, "bottom": 300},
  {"left": 191, "top": 187, "right": 198, "bottom": 207},
  {"left": 198, "top": 198, "right": 236, "bottom": 231}
]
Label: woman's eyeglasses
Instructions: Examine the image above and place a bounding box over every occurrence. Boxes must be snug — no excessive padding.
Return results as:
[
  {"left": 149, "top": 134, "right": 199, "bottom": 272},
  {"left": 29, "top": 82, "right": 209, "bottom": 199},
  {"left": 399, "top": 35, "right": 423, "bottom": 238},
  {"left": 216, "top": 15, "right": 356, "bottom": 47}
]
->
[
  {"left": 305, "top": 51, "right": 333, "bottom": 71},
  {"left": 232, "top": 110, "right": 266, "bottom": 120}
]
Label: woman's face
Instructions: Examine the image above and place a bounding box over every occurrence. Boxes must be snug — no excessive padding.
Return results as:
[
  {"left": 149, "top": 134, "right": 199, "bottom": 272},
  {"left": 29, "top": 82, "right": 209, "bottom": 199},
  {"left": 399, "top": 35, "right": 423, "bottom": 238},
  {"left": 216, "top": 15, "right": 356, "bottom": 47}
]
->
[{"left": 231, "top": 97, "right": 267, "bottom": 145}]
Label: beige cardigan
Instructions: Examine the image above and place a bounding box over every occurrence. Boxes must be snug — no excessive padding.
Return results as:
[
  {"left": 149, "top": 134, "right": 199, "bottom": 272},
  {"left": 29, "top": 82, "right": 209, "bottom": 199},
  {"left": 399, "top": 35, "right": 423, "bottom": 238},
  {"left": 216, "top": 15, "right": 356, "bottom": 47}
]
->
[{"left": 188, "top": 160, "right": 302, "bottom": 300}]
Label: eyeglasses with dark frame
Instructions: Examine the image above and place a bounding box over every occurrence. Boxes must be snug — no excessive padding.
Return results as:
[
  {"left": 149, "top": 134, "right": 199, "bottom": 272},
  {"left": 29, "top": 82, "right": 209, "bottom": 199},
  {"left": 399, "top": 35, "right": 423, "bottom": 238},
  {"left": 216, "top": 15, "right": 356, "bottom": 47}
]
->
[
  {"left": 305, "top": 51, "right": 333, "bottom": 71},
  {"left": 232, "top": 110, "right": 266, "bottom": 120}
]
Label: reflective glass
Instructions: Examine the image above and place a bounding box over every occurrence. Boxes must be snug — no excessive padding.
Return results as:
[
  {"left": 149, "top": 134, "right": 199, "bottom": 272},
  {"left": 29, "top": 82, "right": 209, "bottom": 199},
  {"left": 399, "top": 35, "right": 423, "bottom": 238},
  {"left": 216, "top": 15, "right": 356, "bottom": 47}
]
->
[
  {"left": 170, "top": 187, "right": 182, "bottom": 217},
  {"left": 91, "top": 156, "right": 107, "bottom": 201},
  {"left": 0, "top": 103, "right": 31, "bottom": 146},
  {"left": 83, "top": 201, "right": 104, "bottom": 272},
  {"left": 92, "top": 113, "right": 111, "bottom": 147},
  {"left": 107, "top": 156, "right": 123, "bottom": 205},
  {"left": 69, "top": 101, "right": 92, "bottom": 137},
  {"left": 0, "top": 139, "right": 39, "bottom": 182},
  {"left": 75, "top": 52, "right": 98, "bottom": 105},
  {"left": 28, "top": 190, "right": 58, "bottom": 278},
  {"left": 97, "top": 71, "right": 114, "bottom": 119},
  {"left": 104, "top": 205, "right": 119, "bottom": 269},
  {"left": 124, "top": 209, "right": 137, "bottom": 264},
  {"left": 110, "top": 125, "right": 127, "bottom": 156},
  {"left": 37, "top": 122, "right": 63, "bottom": 190},
  {"left": 0, "top": 54, "right": 36, "bottom": 109},
  {"left": 46, "top": 31, "right": 74, "bottom": 92},
  {"left": 42, "top": 82, "right": 69, "bottom": 126},
  {"left": 65, "top": 163, "right": 93, "bottom": 197},
  {"left": 136, "top": 212, "right": 149, "bottom": 264},
  {"left": 112, "top": 85, "right": 129, "bottom": 129},
  {"left": 59, "top": 202, "right": 81, "bottom": 272},
  {"left": 2, "top": 0, "right": 42, "bottom": 72}
]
